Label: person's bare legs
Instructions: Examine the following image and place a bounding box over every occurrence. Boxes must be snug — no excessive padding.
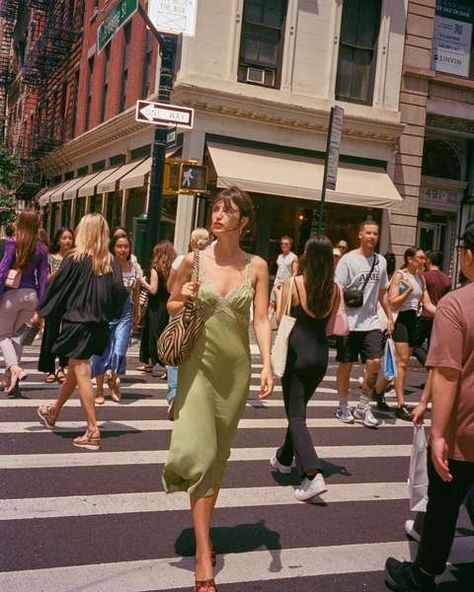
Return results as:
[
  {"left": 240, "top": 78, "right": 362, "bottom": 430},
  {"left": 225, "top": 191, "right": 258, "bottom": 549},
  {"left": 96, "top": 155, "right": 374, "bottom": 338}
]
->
[
  {"left": 72, "top": 359, "right": 99, "bottom": 432},
  {"left": 191, "top": 493, "right": 216, "bottom": 583},
  {"left": 95, "top": 374, "right": 105, "bottom": 405},
  {"left": 394, "top": 342, "right": 410, "bottom": 407},
  {"left": 44, "top": 365, "right": 77, "bottom": 423},
  {"left": 362, "top": 358, "right": 381, "bottom": 401},
  {"left": 336, "top": 362, "right": 353, "bottom": 405}
]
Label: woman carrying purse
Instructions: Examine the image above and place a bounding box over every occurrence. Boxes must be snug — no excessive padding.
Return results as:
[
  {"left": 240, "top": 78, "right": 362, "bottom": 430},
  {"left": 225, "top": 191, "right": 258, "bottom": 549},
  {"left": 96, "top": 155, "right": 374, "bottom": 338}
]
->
[
  {"left": 0, "top": 210, "right": 48, "bottom": 395},
  {"left": 272, "top": 235, "right": 342, "bottom": 501}
]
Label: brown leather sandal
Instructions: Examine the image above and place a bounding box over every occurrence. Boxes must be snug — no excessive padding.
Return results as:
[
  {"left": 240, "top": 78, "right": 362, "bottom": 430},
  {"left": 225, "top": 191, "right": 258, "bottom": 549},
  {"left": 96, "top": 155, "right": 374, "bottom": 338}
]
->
[
  {"left": 73, "top": 429, "right": 101, "bottom": 451},
  {"left": 194, "top": 579, "right": 217, "bottom": 592}
]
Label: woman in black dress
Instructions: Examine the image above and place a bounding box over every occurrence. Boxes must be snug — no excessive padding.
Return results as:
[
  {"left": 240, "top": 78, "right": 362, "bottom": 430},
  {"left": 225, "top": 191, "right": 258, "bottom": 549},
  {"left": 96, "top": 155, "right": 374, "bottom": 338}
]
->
[
  {"left": 38, "top": 227, "right": 74, "bottom": 383},
  {"left": 36, "top": 214, "right": 126, "bottom": 450},
  {"left": 138, "top": 240, "right": 176, "bottom": 378},
  {"left": 272, "top": 236, "right": 339, "bottom": 502}
]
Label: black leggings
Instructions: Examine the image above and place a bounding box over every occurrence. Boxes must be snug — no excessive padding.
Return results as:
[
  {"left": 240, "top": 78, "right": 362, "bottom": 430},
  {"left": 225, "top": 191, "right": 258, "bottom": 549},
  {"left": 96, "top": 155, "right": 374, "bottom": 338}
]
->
[{"left": 277, "top": 306, "right": 329, "bottom": 476}]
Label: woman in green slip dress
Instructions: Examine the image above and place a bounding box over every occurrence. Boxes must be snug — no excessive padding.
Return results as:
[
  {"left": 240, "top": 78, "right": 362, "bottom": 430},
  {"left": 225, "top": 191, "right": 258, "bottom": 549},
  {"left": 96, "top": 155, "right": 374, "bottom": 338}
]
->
[{"left": 162, "top": 187, "right": 274, "bottom": 592}]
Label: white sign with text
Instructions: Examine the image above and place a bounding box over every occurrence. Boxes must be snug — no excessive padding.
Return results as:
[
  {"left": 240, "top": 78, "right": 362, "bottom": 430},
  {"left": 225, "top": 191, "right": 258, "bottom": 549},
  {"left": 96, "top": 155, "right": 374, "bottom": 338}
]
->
[
  {"left": 432, "top": 16, "right": 472, "bottom": 77},
  {"left": 148, "top": 0, "right": 198, "bottom": 37}
]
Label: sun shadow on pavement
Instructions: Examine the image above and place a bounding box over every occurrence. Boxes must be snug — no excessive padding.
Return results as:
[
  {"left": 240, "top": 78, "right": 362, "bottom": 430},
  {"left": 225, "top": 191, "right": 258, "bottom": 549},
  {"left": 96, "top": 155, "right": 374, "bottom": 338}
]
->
[{"left": 171, "top": 520, "right": 283, "bottom": 574}]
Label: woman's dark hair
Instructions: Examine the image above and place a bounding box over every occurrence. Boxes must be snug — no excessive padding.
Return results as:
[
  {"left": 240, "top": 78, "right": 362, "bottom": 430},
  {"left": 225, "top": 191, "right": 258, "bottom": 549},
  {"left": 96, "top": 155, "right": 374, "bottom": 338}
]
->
[
  {"left": 212, "top": 186, "right": 255, "bottom": 236},
  {"left": 384, "top": 252, "right": 396, "bottom": 278},
  {"left": 300, "top": 235, "right": 335, "bottom": 318},
  {"left": 112, "top": 226, "right": 129, "bottom": 238},
  {"left": 402, "top": 247, "right": 417, "bottom": 268},
  {"left": 51, "top": 227, "right": 74, "bottom": 254},
  {"left": 109, "top": 232, "right": 131, "bottom": 260},
  {"left": 151, "top": 240, "right": 176, "bottom": 280}
]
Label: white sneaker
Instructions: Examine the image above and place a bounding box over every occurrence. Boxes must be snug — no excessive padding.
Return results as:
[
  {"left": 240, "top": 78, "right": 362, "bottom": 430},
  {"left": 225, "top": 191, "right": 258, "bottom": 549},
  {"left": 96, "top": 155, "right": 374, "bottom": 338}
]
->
[
  {"left": 294, "top": 473, "right": 328, "bottom": 501},
  {"left": 270, "top": 455, "right": 292, "bottom": 474},
  {"left": 353, "top": 404, "right": 381, "bottom": 428},
  {"left": 335, "top": 403, "right": 355, "bottom": 424},
  {"left": 404, "top": 519, "right": 421, "bottom": 542}
]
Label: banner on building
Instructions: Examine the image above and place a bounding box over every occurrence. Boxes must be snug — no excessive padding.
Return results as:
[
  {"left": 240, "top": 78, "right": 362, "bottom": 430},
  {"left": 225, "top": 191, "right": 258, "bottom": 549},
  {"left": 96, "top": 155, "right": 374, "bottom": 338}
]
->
[
  {"left": 148, "top": 0, "right": 198, "bottom": 37},
  {"left": 432, "top": 0, "right": 473, "bottom": 77}
]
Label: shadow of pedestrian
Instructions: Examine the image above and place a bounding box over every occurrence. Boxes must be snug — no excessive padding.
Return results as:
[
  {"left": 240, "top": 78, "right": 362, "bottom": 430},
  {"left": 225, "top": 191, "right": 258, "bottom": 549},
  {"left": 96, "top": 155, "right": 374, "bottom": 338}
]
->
[{"left": 171, "top": 519, "right": 283, "bottom": 574}]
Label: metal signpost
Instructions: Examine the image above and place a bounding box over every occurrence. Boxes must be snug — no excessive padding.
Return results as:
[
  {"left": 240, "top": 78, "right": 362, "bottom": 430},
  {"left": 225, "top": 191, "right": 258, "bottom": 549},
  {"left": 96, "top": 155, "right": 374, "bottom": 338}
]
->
[
  {"left": 97, "top": 0, "right": 138, "bottom": 53},
  {"left": 317, "top": 105, "right": 344, "bottom": 235}
]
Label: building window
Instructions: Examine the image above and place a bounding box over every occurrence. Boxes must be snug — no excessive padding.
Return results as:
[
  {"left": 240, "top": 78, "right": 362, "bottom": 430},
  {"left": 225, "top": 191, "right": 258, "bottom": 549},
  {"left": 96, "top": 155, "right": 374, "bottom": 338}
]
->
[
  {"left": 335, "top": 0, "right": 382, "bottom": 105},
  {"left": 100, "top": 44, "right": 110, "bottom": 123},
  {"left": 422, "top": 139, "right": 461, "bottom": 180},
  {"left": 110, "top": 153, "right": 126, "bottom": 166},
  {"left": 85, "top": 56, "right": 94, "bottom": 129},
  {"left": 237, "top": 0, "right": 288, "bottom": 89},
  {"left": 130, "top": 144, "right": 151, "bottom": 160},
  {"left": 119, "top": 23, "right": 131, "bottom": 112},
  {"left": 92, "top": 159, "right": 106, "bottom": 171},
  {"left": 141, "top": 30, "right": 153, "bottom": 99}
]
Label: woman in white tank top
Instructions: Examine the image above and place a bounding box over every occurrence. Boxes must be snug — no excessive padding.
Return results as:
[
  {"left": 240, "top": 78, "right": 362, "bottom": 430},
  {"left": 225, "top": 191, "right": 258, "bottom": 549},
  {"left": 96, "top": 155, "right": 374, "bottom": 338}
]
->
[{"left": 388, "top": 248, "right": 436, "bottom": 421}]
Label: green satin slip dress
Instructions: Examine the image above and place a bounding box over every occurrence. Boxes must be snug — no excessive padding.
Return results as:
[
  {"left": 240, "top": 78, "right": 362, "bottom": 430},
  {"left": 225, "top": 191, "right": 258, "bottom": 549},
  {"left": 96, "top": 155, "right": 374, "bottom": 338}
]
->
[{"left": 162, "top": 255, "right": 254, "bottom": 497}]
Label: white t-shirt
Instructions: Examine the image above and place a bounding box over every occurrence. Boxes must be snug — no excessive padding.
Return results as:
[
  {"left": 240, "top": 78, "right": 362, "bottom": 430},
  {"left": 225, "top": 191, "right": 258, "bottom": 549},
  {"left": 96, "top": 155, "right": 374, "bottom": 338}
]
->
[
  {"left": 274, "top": 252, "right": 297, "bottom": 285},
  {"left": 336, "top": 251, "right": 388, "bottom": 332},
  {"left": 172, "top": 254, "right": 185, "bottom": 271}
]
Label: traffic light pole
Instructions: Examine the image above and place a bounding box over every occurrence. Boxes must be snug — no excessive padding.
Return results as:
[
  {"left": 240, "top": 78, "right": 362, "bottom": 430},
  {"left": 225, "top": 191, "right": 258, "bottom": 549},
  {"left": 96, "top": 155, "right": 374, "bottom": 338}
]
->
[{"left": 143, "top": 33, "right": 178, "bottom": 267}]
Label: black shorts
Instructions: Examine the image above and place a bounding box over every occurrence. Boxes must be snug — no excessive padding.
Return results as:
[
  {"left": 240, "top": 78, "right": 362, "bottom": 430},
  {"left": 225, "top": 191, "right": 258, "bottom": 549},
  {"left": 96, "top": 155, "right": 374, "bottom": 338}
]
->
[
  {"left": 393, "top": 309, "right": 418, "bottom": 346},
  {"left": 336, "top": 329, "right": 383, "bottom": 363}
]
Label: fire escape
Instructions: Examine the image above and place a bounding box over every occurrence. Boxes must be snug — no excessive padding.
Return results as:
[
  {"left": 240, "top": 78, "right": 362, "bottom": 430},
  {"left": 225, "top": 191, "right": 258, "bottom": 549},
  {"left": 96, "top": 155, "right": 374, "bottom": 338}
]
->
[
  {"left": 1, "top": 1, "right": 82, "bottom": 168},
  {"left": 0, "top": 0, "right": 21, "bottom": 143}
]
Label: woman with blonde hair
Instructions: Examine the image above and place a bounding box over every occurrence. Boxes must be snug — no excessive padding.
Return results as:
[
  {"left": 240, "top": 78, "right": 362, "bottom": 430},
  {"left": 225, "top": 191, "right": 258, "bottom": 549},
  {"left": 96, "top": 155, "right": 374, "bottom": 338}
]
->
[
  {"left": 36, "top": 214, "right": 126, "bottom": 450},
  {"left": 162, "top": 187, "right": 273, "bottom": 591},
  {"left": 138, "top": 240, "right": 176, "bottom": 377},
  {"left": 0, "top": 210, "right": 48, "bottom": 395}
]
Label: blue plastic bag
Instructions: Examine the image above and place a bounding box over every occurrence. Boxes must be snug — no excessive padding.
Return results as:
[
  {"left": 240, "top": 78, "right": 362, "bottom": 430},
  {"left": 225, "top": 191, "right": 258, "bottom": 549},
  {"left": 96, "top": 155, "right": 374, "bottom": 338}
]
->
[{"left": 383, "top": 337, "right": 397, "bottom": 380}]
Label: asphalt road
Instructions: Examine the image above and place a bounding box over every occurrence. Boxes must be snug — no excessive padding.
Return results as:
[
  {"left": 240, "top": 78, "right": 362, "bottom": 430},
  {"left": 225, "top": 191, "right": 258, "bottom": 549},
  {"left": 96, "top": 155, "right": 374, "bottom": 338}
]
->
[{"left": 1, "top": 340, "right": 473, "bottom": 591}]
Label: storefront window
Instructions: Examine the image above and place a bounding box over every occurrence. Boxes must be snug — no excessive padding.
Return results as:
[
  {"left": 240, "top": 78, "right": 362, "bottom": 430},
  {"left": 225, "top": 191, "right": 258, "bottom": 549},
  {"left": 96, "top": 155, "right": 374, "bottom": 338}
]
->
[
  {"left": 90, "top": 194, "right": 103, "bottom": 213},
  {"left": 62, "top": 201, "right": 71, "bottom": 228},
  {"left": 106, "top": 192, "right": 123, "bottom": 231},
  {"left": 125, "top": 188, "right": 146, "bottom": 233},
  {"left": 74, "top": 197, "right": 86, "bottom": 227}
]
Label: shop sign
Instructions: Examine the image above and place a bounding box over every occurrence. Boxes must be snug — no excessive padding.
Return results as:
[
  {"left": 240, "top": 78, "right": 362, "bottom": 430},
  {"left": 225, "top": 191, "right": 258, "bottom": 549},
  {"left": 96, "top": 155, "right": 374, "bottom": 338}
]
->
[
  {"left": 420, "top": 186, "right": 463, "bottom": 209},
  {"left": 325, "top": 106, "right": 344, "bottom": 191},
  {"left": 97, "top": 0, "right": 138, "bottom": 53},
  {"left": 148, "top": 0, "right": 198, "bottom": 37},
  {"left": 135, "top": 100, "right": 194, "bottom": 128},
  {"left": 432, "top": 0, "right": 473, "bottom": 77}
]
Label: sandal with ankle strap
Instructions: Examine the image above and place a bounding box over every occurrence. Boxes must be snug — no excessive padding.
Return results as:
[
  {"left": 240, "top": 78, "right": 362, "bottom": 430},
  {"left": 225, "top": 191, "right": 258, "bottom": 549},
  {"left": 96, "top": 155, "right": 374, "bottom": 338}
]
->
[
  {"left": 73, "top": 429, "right": 101, "bottom": 451},
  {"left": 194, "top": 579, "right": 217, "bottom": 592}
]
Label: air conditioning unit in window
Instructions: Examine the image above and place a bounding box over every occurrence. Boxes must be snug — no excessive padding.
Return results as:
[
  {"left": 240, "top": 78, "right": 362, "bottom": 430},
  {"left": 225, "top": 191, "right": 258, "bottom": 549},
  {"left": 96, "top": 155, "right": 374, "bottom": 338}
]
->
[{"left": 244, "top": 66, "right": 276, "bottom": 87}]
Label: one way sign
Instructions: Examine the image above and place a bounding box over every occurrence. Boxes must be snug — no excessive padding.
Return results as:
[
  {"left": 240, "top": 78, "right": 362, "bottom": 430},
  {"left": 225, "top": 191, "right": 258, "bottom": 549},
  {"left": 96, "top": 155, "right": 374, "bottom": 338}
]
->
[{"left": 135, "top": 100, "right": 194, "bottom": 129}]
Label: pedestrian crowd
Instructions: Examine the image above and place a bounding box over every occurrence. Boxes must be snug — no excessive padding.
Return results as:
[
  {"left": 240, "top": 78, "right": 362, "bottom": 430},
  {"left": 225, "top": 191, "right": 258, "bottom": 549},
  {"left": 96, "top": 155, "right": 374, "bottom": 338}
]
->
[{"left": 1, "top": 188, "right": 472, "bottom": 592}]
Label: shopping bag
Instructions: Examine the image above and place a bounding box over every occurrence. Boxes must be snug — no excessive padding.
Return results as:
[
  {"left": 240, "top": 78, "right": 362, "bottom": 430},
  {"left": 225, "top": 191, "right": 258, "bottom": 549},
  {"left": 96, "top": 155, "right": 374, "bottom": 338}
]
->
[
  {"left": 382, "top": 337, "right": 397, "bottom": 380},
  {"left": 271, "top": 278, "right": 296, "bottom": 378},
  {"left": 408, "top": 426, "right": 429, "bottom": 512}
]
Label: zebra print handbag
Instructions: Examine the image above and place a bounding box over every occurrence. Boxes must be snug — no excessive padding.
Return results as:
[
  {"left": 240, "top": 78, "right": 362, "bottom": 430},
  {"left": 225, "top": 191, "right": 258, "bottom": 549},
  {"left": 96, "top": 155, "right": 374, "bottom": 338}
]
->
[{"left": 157, "top": 249, "right": 204, "bottom": 366}]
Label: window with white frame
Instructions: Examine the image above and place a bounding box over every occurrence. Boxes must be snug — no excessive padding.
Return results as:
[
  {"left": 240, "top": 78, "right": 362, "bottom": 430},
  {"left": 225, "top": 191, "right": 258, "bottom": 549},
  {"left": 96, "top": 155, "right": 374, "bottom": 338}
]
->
[
  {"left": 238, "top": 0, "right": 289, "bottom": 89},
  {"left": 335, "top": 0, "right": 382, "bottom": 104}
]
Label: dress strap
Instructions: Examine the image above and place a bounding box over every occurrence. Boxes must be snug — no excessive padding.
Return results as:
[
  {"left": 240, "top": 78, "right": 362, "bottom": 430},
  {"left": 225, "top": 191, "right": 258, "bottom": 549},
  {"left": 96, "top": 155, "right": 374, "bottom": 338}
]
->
[{"left": 293, "top": 276, "right": 302, "bottom": 305}]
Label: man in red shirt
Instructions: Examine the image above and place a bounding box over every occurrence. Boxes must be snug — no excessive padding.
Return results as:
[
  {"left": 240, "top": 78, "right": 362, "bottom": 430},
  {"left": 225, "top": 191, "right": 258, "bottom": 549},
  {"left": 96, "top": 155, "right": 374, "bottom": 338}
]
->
[
  {"left": 413, "top": 250, "right": 451, "bottom": 366},
  {"left": 385, "top": 223, "right": 474, "bottom": 591}
]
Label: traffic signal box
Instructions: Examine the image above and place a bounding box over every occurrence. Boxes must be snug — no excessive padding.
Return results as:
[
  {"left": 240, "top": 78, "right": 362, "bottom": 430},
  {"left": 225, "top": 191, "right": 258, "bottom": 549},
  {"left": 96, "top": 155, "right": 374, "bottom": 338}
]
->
[{"left": 163, "top": 159, "right": 208, "bottom": 194}]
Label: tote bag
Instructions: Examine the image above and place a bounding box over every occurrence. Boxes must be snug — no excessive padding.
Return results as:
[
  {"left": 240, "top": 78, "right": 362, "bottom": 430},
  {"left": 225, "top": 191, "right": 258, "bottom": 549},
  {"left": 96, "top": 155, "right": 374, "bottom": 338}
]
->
[
  {"left": 382, "top": 337, "right": 397, "bottom": 380},
  {"left": 271, "top": 278, "right": 296, "bottom": 378},
  {"left": 408, "top": 426, "right": 429, "bottom": 512}
]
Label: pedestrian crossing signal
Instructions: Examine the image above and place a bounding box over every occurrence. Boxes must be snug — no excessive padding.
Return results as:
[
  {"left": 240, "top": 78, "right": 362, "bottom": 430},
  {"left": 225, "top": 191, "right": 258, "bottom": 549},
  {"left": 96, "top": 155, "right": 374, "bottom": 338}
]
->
[{"left": 163, "top": 160, "right": 208, "bottom": 194}]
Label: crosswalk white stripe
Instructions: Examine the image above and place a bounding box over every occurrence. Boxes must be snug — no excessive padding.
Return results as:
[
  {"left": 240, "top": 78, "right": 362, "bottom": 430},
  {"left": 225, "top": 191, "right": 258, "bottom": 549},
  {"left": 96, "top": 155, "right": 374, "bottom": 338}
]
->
[
  {"left": 0, "top": 539, "right": 471, "bottom": 592},
  {"left": 0, "top": 417, "right": 426, "bottom": 433},
  {"left": 0, "top": 445, "right": 413, "bottom": 469},
  {"left": 1, "top": 482, "right": 410, "bottom": 520}
]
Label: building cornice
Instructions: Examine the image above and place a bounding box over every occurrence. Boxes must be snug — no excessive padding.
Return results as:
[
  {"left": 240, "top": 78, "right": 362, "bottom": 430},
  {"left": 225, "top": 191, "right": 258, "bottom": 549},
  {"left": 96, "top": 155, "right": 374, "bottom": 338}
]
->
[{"left": 172, "top": 83, "right": 405, "bottom": 146}]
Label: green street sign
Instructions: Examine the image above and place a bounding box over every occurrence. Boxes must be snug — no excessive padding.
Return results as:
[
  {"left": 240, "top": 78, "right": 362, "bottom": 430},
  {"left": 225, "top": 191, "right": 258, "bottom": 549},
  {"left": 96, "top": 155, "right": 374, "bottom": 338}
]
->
[{"left": 97, "top": 0, "right": 138, "bottom": 53}]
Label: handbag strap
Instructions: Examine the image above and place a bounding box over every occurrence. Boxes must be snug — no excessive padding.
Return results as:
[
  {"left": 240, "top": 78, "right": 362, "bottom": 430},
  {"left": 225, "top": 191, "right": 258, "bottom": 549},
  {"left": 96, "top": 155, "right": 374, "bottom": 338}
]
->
[
  {"left": 191, "top": 249, "right": 200, "bottom": 284},
  {"left": 360, "top": 254, "right": 378, "bottom": 293},
  {"left": 285, "top": 277, "right": 294, "bottom": 316}
]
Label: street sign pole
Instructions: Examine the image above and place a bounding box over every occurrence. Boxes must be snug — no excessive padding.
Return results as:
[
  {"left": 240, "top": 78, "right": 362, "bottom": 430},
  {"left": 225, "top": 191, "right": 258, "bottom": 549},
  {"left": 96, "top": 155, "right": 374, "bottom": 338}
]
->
[
  {"left": 317, "top": 105, "right": 344, "bottom": 236},
  {"left": 144, "top": 33, "right": 178, "bottom": 269}
]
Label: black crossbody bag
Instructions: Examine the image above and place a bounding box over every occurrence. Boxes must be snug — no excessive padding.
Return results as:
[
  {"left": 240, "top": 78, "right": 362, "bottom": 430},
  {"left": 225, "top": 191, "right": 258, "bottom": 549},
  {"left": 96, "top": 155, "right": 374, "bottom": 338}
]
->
[{"left": 343, "top": 255, "right": 378, "bottom": 308}]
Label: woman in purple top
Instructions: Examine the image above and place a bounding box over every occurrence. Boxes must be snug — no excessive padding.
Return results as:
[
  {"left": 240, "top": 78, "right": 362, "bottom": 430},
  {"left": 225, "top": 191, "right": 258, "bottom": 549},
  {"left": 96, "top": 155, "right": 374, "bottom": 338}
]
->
[{"left": 0, "top": 210, "right": 48, "bottom": 395}]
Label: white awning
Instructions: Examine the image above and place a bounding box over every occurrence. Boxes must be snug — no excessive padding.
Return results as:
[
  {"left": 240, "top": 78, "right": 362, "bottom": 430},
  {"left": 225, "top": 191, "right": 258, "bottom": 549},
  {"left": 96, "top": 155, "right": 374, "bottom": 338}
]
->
[
  {"left": 38, "top": 182, "right": 67, "bottom": 206},
  {"left": 97, "top": 159, "right": 146, "bottom": 194},
  {"left": 207, "top": 143, "right": 402, "bottom": 209},
  {"left": 77, "top": 166, "right": 121, "bottom": 198},
  {"left": 64, "top": 172, "right": 102, "bottom": 201},
  {"left": 119, "top": 157, "right": 152, "bottom": 190},
  {"left": 49, "top": 177, "right": 81, "bottom": 203}
]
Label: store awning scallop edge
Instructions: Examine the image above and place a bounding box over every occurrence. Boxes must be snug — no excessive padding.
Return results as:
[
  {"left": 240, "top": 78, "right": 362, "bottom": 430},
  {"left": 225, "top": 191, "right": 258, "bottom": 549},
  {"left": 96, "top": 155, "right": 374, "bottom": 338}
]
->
[{"left": 207, "top": 143, "right": 402, "bottom": 209}]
